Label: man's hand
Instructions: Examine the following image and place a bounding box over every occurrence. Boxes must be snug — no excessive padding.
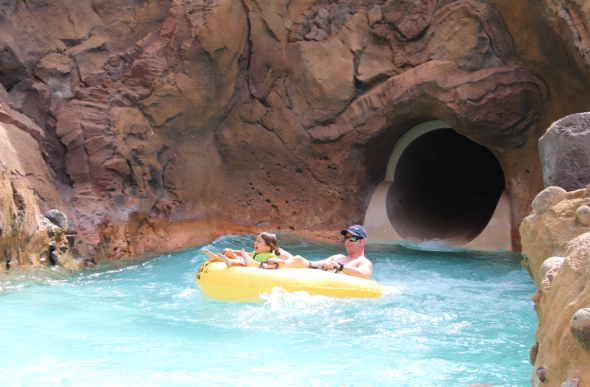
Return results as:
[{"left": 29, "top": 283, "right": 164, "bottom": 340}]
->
[{"left": 323, "top": 261, "right": 343, "bottom": 272}]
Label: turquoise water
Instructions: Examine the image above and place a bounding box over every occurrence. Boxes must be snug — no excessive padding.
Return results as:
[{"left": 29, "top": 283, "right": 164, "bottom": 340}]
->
[{"left": 0, "top": 233, "right": 535, "bottom": 386}]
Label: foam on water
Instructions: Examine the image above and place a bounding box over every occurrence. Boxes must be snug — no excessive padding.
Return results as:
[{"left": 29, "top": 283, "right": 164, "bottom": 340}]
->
[{"left": 0, "top": 233, "right": 536, "bottom": 386}]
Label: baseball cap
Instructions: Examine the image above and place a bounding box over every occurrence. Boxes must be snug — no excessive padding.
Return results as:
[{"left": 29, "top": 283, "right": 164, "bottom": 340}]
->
[{"left": 340, "top": 225, "right": 367, "bottom": 239}]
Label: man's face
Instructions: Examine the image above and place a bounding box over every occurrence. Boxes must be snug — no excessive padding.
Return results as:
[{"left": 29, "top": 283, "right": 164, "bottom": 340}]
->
[{"left": 343, "top": 233, "right": 365, "bottom": 253}]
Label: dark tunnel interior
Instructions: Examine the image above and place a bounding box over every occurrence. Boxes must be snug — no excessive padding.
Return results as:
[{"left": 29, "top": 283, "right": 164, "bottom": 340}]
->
[{"left": 386, "top": 129, "right": 506, "bottom": 244}]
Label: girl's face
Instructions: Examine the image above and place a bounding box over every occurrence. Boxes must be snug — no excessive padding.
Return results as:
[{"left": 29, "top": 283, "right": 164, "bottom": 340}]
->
[{"left": 254, "top": 234, "right": 271, "bottom": 254}]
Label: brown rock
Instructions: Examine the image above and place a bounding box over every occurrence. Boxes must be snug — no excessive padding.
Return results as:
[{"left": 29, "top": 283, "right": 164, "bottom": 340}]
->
[
  {"left": 532, "top": 187, "right": 568, "bottom": 214},
  {"left": 0, "top": 96, "right": 45, "bottom": 142},
  {"left": 561, "top": 378, "right": 580, "bottom": 387},
  {"left": 539, "top": 113, "right": 590, "bottom": 191},
  {"left": 0, "top": 117, "right": 80, "bottom": 267},
  {"left": 539, "top": 257, "right": 566, "bottom": 280},
  {"left": 356, "top": 40, "right": 396, "bottom": 86},
  {"left": 536, "top": 366, "right": 548, "bottom": 382},
  {"left": 575, "top": 205, "right": 590, "bottom": 226},
  {"left": 286, "top": 37, "right": 356, "bottom": 127},
  {"left": 45, "top": 209, "right": 69, "bottom": 230},
  {"left": 530, "top": 341, "right": 539, "bottom": 364},
  {"left": 570, "top": 308, "right": 590, "bottom": 350},
  {"left": 34, "top": 53, "right": 76, "bottom": 97}
]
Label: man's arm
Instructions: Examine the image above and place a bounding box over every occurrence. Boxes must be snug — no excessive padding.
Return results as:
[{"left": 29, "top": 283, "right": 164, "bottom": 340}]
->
[
  {"left": 324, "top": 258, "right": 373, "bottom": 279},
  {"left": 310, "top": 254, "right": 343, "bottom": 270},
  {"left": 346, "top": 259, "right": 373, "bottom": 279}
]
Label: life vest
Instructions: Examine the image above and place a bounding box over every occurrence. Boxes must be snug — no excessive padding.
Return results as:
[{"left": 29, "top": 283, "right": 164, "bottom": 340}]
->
[{"left": 250, "top": 251, "right": 277, "bottom": 262}]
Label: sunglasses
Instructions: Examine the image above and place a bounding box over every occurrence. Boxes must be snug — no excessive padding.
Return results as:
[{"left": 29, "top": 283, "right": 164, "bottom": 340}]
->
[{"left": 343, "top": 236, "right": 363, "bottom": 242}]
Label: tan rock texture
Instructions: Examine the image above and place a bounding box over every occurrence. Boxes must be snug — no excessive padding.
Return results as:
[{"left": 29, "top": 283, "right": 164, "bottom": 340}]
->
[
  {"left": 521, "top": 186, "right": 590, "bottom": 386},
  {"left": 0, "top": 0, "right": 590, "bottom": 264},
  {"left": 0, "top": 113, "right": 79, "bottom": 268}
]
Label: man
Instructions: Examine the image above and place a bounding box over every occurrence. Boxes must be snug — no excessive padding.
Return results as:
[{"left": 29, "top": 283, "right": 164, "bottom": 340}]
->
[
  {"left": 318, "top": 225, "right": 373, "bottom": 279},
  {"left": 266, "top": 225, "right": 373, "bottom": 279}
]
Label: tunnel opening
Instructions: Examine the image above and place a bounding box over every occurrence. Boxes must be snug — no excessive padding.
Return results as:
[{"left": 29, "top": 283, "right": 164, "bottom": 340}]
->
[{"left": 385, "top": 128, "right": 505, "bottom": 244}]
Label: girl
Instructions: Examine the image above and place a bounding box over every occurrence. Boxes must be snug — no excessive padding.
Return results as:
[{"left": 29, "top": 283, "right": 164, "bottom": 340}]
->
[{"left": 204, "top": 232, "right": 292, "bottom": 268}]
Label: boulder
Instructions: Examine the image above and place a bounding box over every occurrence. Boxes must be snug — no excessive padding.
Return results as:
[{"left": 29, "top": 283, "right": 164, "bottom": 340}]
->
[
  {"left": 531, "top": 186, "right": 568, "bottom": 214},
  {"left": 539, "top": 113, "right": 590, "bottom": 191},
  {"left": 570, "top": 308, "right": 590, "bottom": 350}
]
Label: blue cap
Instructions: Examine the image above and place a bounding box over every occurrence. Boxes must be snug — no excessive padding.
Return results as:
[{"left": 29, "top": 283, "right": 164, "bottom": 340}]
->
[{"left": 340, "top": 225, "right": 367, "bottom": 239}]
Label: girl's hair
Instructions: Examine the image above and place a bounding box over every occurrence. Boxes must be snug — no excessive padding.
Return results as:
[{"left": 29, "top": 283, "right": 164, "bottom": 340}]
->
[{"left": 259, "top": 232, "right": 281, "bottom": 256}]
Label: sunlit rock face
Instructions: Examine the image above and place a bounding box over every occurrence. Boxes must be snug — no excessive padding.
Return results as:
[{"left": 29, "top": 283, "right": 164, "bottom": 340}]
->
[
  {"left": 521, "top": 187, "right": 590, "bottom": 386},
  {"left": 0, "top": 99, "right": 80, "bottom": 268},
  {"left": 0, "top": 0, "right": 589, "bottom": 263}
]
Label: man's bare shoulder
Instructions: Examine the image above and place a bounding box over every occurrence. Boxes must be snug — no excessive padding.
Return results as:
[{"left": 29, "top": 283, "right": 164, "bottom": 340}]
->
[
  {"left": 354, "top": 256, "right": 372, "bottom": 265},
  {"left": 327, "top": 254, "right": 347, "bottom": 262}
]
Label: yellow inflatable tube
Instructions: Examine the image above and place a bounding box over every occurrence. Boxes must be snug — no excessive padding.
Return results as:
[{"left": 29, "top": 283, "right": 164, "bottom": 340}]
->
[{"left": 196, "top": 261, "right": 383, "bottom": 301}]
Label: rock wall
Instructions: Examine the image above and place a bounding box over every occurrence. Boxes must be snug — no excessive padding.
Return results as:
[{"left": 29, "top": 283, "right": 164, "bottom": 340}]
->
[
  {"left": 521, "top": 186, "right": 590, "bottom": 387},
  {"left": 0, "top": 0, "right": 590, "bottom": 265},
  {"left": 0, "top": 98, "right": 79, "bottom": 268}
]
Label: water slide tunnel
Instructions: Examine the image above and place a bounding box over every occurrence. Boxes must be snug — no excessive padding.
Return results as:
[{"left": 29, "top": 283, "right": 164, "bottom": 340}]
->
[{"left": 363, "top": 121, "right": 512, "bottom": 250}]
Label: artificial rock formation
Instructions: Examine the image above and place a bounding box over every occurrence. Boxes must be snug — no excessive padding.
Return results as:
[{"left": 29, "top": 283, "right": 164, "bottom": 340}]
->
[
  {"left": 0, "top": 101, "right": 79, "bottom": 268},
  {"left": 521, "top": 186, "right": 590, "bottom": 386},
  {"left": 0, "top": 0, "right": 590, "bottom": 265},
  {"left": 540, "top": 113, "right": 590, "bottom": 192}
]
